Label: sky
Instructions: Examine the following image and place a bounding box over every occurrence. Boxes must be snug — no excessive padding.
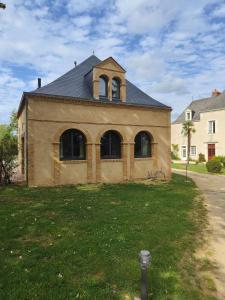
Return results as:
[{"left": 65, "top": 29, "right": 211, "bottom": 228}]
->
[{"left": 1, "top": 0, "right": 225, "bottom": 123}]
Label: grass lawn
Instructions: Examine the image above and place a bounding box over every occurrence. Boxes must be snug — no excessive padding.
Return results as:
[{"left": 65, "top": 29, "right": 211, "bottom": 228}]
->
[
  {"left": 0, "top": 175, "right": 216, "bottom": 300},
  {"left": 172, "top": 162, "right": 225, "bottom": 175}
]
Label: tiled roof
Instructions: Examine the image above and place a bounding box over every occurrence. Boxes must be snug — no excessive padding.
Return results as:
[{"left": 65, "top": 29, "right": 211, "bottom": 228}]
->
[
  {"left": 31, "top": 55, "right": 170, "bottom": 109},
  {"left": 173, "top": 92, "right": 225, "bottom": 124}
]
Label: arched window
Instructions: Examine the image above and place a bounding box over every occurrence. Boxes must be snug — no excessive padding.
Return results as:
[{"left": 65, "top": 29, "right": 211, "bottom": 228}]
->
[
  {"left": 101, "top": 130, "right": 121, "bottom": 159},
  {"left": 99, "top": 75, "right": 108, "bottom": 98},
  {"left": 60, "top": 129, "right": 86, "bottom": 160},
  {"left": 134, "top": 131, "right": 152, "bottom": 158},
  {"left": 112, "top": 77, "right": 120, "bottom": 99}
]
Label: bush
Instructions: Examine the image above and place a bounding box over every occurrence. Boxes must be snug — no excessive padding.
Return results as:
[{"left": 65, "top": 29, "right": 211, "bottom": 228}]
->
[
  {"left": 171, "top": 151, "right": 179, "bottom": 160},
  {"left": 171, "top": 144, "right": 180, "bottom": 160},
  {"left": 198, "top": 153, "right": 206, "bottom": 163},
  {"left": 213, "top": 156, "right": 225, "bottom": 167},
  {"left": 206, "top": 160, "right": 222, "bottom": 173}
]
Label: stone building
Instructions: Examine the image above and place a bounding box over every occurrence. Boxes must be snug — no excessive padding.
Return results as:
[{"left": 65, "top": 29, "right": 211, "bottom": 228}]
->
[
  {"left": 17, "top": 55, "right": 171, "bottom": 186},
  {"left": 172, "top": 89, "right": 225, "bottom": 161}
]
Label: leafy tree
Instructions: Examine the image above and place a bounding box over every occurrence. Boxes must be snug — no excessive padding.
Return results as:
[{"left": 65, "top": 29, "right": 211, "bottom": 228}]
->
[
  {"left": 171, "top": 144, "right": 179, "bottom": 160},
  {"left": 0, "top": 111, "right": 18, "bottom": 185},
  {"left": 181, "top": 121, "right": 196, "bottom": 164}
]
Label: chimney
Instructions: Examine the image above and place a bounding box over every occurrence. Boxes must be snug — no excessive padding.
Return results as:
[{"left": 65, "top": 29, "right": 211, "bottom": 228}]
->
[
  {"left": 38, "top": 78, "right": 41, "bottom": 89},
  {"left": 212, "top": 89, "right": 221, "bottom": 97}
]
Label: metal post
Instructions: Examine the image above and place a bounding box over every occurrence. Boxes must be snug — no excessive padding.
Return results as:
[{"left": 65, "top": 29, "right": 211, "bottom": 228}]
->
[{"left": 139, "top": 250, "right": 151, "bottom": 300}]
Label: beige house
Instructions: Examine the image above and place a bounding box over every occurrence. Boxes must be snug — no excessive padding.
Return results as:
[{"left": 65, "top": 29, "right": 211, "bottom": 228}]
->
[
  {"left": 17, "top": 55, "right": 171, "bottom": 186},
  {"left": 172, "top": 89, "right": 225, "bottom": 161}
]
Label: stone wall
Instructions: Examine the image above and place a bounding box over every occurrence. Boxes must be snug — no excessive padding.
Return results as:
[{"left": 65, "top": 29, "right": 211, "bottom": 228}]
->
[{"left": 18, "top": 95, "right": 171, "bottom": 186}]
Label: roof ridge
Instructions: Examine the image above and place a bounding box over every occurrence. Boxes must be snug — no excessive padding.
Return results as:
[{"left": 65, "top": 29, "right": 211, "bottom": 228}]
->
[{"left": 32, "top": 55, "right": 101, "bottom": 92}]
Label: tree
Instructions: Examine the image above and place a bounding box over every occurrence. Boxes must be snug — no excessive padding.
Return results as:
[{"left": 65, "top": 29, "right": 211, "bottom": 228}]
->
[
  {"left": 0, "top": 111, "right": 18, "bottom": 185},
  {"left": 181, "top": 120, "right": 196, "bottom": 164},
  {"left": 0, "top": 3, "right": 6, "bottom": 9},
  {"left": 171, "top": 144, "right": 179, "bottom": 160}
]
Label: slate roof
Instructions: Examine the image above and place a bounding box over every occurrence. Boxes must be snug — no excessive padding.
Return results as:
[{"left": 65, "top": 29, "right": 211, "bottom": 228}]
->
[
  {"left": 29, "top": 55, "right": 170, "bottom": 109},
  {"left": 173, "top": 92, "right": 225, "bottom": 124}
]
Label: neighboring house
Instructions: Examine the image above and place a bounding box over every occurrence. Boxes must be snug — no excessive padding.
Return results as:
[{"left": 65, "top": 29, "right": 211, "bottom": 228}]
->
[
  {"left": 172, "top": 89, "right": 225, "bottom": 161},
  {"left": 17, "top": 55, "right": 171, "bottom": 186}
]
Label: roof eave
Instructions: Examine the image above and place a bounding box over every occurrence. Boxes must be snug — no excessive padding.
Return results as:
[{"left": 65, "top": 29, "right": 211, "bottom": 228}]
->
[{"left": 17, "top": 92, "right": 28, "bottom": 118}]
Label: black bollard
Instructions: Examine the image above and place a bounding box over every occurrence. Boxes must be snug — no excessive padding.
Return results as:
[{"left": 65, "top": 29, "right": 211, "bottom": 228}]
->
[{"left": 139, "top": 250, "right": 151, "bottom": 300}]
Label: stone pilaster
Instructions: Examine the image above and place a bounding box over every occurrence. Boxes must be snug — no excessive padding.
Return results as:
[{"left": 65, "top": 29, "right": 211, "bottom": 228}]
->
[
  {"left": 122, "top": 143, "right": 129, "bottom": 181},
  {"left": 129, "top": 143, "right": 135, "bottom": 180},
  {"left": 86, "top": 143, "right": 93, "bottom": 183},
  {"left": 53, "top": 142, "right": 60, "bottom": 185},
  {"left": 95, "top": 143, "right": 101, "bottom": 182}
]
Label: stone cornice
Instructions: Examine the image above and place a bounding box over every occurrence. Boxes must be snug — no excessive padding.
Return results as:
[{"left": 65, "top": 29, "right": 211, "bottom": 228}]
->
[
  {"left": 25, "top": 92, "right": 172, "bottom": 112},
  {"left": 28, "top": 118, "right": 170, "bottom": 129}
]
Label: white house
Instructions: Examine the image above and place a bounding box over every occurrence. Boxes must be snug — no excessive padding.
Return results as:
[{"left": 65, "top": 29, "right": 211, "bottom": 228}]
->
[{"left": 172, "top": 89, "right": 225, "bottom": 161}]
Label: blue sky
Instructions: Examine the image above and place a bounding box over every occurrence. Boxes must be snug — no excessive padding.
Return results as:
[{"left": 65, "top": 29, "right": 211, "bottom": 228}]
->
[{"left": 1, "top": 0, "right": 225, "bottom": 123}]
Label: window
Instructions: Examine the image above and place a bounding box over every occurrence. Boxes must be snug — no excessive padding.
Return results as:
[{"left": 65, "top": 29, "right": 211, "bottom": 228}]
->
[
  {"left": 190, "top": 146, "right": 197, "bottom": 156},
  {"left": 134, "top": 131, "right": 152, "bottom": 158},
  {"left": 60, "top": 129, "right": 86, "bottom": 160},
  {"left": 208, "top": 120, "right": 216, "bottom": 134},
  {"left": 185, "top": 111, "right": 192, "bottom": 121},
  {"left": 112, "top": 78, "right": 120, "bottom": 99},
  {"left": 99, "top": 75, "right": 108, "bottom": 98},
  {"left": 101, "top": 130, "right": 121, "bottom": 159},
  {"left": 181, "top": 146, "right": 187, "bottom": 158}
]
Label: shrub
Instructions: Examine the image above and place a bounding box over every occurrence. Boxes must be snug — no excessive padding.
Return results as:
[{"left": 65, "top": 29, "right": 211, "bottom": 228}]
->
[
  {"left": 198, "top": 153, "right": 206, "bottom": 163},
  {"left": 171, "top": 144, "right": 180, "bottom": 160},
  {"left": 171, "top": 151, "right": 179, "bottom": 160},
  {"left": 206, "top": 160, "right": 222, "bottom": 173},
  {"left": 213, "top": 156, "right": 225, "bottom": 167}
]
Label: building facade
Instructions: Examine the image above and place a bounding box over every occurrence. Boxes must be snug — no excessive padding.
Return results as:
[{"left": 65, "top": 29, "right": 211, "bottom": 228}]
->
[
  {"left": 172, "top": 90, "right": 225, "bottom": 161},
  {"left": 17, "top": 55, "right": 171, "bottom": 186}
]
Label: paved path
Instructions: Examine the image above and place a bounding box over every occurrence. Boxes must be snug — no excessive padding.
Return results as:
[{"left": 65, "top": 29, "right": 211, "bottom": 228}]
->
[{"left": 173, "top": 169, "right": 225, "bottom": 299}]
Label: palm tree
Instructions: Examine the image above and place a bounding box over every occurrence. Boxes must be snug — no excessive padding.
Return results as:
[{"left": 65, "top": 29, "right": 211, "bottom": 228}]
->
[
  {"left": 0, "top": 3, "right": 6, "bottom": 9},
  {"left": 181, "top": 121, "right": 196, "bottom": 164}
]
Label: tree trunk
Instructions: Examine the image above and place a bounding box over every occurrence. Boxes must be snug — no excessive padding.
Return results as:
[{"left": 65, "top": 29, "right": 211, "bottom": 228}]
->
[{"left": 187, "top": 130, "right": 191, "bottom": 165}]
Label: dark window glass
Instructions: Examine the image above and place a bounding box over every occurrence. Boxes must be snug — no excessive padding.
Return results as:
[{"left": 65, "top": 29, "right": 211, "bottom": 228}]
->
[
  {"left": 101, "top": 130, "right": 121, "bottom": 159},
  {"left": 134, "top": 131, "right": 151, "bottom": 158},
  {"left": 60, "top": 129, "right": 86, "bottom": 160},
  {"left": 112, "top": 78, "right": 120, "bottom": 99},
  {"left": 99, "top": 76, "right": 108, "bottom": 97}
]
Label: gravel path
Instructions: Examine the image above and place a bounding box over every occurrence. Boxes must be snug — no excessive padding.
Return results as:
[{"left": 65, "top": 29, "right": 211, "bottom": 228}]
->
[{"left": 173, "top": 169, "right": 225, "bottom": 299}]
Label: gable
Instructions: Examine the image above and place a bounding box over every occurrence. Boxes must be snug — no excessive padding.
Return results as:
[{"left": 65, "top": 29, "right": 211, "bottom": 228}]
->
[{"left": 94, "top": 57, "right": 126, "bottom": 73}]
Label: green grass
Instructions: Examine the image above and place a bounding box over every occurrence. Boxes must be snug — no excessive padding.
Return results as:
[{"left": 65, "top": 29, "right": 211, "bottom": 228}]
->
[
  {"left": 172, "top": 162, "right": 225, "bottom": 175},
  {"left": 0, "top": 175, "right": 216, "bottom": 300}
]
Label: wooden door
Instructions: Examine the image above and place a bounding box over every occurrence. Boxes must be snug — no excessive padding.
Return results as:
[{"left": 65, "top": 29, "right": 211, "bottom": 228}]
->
[{"left": 208, "top": 144, "right": 215, "bottom": 160}]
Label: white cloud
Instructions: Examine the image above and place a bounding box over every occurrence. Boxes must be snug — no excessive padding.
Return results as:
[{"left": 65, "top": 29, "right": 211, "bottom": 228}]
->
[
  {"left": 213, "top": 3, "right": 225, "bottom": 17},
  {"left": 0, "top": 0, "right": 225, "bottom": 123}
]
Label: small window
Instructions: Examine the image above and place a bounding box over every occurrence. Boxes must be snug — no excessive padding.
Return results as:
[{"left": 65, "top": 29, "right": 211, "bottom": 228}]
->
[
  {"left": 112, "top": 78, "right": 120, "bottom": 99},
  {"left": 134, "top": 131, "right": 152, "bottom": 158},
  {"left": 190, "top": 146, "right": 196, "bottom": 156},
  {"left": 208, "top": 120, "right": 216, "bottom": 134},
  {"left": 99, "top": 75, "right": 108, "bottom": 98},
  {"left": 181, "top": 146, "right": 187, "bottom": 159},
  {"left": 60, "top": 129, "right": 86, "bottom": 160},
  {"left": 186, "top": 111, "right": 192, "bottom": 121},
  {"left": 101, "top": 130, "right": 121, "bottom": 159}
]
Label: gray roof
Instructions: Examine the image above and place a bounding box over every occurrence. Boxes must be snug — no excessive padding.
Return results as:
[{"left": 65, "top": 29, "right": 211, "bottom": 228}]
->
[
  {"left": 31, "top": 55, "right": 170, "bottom": 109},
  {"left": 173, "top": 92, "right": 225, "bottom": 124}
]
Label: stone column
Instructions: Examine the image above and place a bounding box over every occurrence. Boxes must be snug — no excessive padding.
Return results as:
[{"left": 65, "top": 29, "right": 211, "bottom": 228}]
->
[
  {"left": 122, "top": 142, "right": 130, "bottom": 181},
  {"left": 129, "top": 143, "right": 135, "bottom": 180},
  {"left": 86, "top": 143, "right": 93, "bottom": 183},
  {"left": 95, "top": 143, "right": 101, "bottom": 182},
  {"left": 53, "top": 142, "right": 60, "bottom": 186}
]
